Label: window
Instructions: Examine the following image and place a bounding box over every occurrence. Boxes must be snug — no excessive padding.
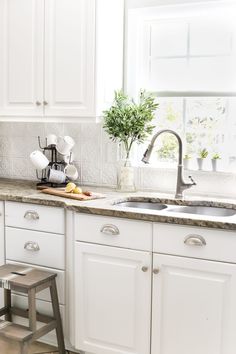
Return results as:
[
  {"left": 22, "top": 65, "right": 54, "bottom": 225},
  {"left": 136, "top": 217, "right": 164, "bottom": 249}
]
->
[{"left": 126, "top": 0, "right": 236, "bottom": 171}]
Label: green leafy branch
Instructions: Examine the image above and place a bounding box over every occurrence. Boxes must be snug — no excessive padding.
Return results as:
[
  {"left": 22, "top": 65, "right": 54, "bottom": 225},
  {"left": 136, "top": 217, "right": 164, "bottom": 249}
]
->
[{"left": 103, "top": 90, "right": 158, "bottom": 159}]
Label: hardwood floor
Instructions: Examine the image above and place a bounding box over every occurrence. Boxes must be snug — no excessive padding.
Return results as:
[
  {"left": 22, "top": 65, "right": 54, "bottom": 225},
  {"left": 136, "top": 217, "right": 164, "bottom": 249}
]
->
[{"left": 0, "top": 339, "right": 77, "bottom": 353}]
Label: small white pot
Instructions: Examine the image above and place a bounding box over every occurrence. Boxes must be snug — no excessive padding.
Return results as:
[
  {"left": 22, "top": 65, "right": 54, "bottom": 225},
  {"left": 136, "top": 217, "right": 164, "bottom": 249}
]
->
[
  {"left": 197, "top": 158, "right": 204, "bottom": 171},
  {"left": 211, "top": 159, "right": 218, "bottom": 172}
]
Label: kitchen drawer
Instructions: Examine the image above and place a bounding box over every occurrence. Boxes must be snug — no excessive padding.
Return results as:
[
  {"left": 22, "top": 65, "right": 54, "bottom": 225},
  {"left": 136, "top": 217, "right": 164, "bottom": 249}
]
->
[
  {"left": 75, "top": 214, "right": 152, "bottom": 251},
  {"left": 7, "top": 260, "right": 65, "bottom": 304},
  {"left": 6, "top": 227, "right": 65, "bottom": 270},
  {"left": 12, "top": 294, "right": 65, "bottom": 346},
  {"left": 5, "top": 201, "right": 65, "bottom": 234},
  {"left": 153, "top": 223, "right": 236, "bottom": 263},
  {"left": 0, "top": 201, "right": 4, "bottom": 224}
]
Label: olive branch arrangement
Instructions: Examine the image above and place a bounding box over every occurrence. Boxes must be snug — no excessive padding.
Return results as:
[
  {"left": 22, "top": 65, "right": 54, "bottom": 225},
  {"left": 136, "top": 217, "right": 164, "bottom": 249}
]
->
[{"left": 103, "top": 90, "right": 158, "bottom": 160}]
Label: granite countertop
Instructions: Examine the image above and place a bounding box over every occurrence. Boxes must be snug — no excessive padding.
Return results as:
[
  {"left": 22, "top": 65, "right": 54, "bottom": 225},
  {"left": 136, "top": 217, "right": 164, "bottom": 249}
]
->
[{"left": 1, "top": 178, "right": 236, "bottom": 231}]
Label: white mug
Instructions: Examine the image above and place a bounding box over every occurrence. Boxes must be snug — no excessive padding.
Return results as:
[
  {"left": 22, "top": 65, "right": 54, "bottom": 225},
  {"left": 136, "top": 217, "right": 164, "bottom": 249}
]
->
[
  {"left": 46, "top": 134, "right": 57, "bottom": 146},
  {"left": 64, "top": 164, "right": 78, "bottom": 181},
  {"left": 48, "top": 169, "right": 67, "bottom": 184},
  {"left": 63, "top": 152, "right": 75, "bottom": 164},
  {"left": 56, "top": 136, "right": 75, "bottom": 156},
  {"left": 30, "top": 151, "right": 49, "bottom": 170}
]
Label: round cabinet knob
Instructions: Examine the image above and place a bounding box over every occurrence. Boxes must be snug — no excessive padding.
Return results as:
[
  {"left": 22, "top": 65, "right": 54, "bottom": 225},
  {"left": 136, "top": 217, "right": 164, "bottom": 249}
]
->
[
  {"left": 36, "top": 101, "right": 41, "bottom": 106},
  {"left": 142, "top": 266, "right": 148, "bottom": 272},
  {"left": 153, "top": 268, "right": 159, "bottom": 274},
  {"left": 43, "top": 101, "right": 48, "bottom": 106}
]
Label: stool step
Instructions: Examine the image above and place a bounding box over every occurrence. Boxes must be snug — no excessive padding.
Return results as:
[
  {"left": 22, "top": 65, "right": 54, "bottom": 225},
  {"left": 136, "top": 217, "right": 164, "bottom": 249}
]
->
[
  {"left": 0, "top": 320, "right": 33, "bottom": 342},
  {"left": 0, "top": 264, "right": 56, "bottom": 292}
]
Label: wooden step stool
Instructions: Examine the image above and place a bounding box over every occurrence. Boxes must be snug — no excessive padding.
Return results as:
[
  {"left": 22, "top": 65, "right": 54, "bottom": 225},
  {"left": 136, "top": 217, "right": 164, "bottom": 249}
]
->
[{"left": 0, "top": 264, "right": 66, "bottom": 354}]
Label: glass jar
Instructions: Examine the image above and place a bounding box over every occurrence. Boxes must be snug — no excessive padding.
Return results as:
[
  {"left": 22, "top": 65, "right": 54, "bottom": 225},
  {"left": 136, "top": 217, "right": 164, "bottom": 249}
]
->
[{"left": 117, "top": 158, "right": 136, "bottom": 192}]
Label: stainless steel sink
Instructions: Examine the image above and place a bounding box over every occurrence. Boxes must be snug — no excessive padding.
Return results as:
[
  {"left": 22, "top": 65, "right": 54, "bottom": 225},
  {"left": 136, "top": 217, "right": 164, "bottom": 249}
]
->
[
  {"left": 115, "top": 200, "right": 236, "bottom": 217},
  {"left": 116, "top": 201, "right": 167, "bottom": 211},
  {"left": 167, "top": 205, "right": 236, "bottom": 217}
]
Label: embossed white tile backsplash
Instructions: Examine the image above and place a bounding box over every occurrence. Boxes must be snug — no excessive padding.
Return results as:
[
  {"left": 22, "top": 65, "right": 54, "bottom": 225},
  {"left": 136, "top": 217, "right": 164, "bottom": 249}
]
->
[
  {"left": 0, "top": 122, "right": 118, "bottom": 186},
  {"left": 0, "top": 122, "right": 236, "bottom": 198}
]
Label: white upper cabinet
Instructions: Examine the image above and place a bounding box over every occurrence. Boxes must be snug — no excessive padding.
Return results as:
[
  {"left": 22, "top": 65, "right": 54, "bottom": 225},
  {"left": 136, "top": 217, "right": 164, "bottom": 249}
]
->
[
  {"left": 44, "top": 0, "right": 95, "bottom": 117},
  {"left": 0, "top": 0, "right": 44, "bottom": 117},
  {"left": 0, "top": 0, "right": 124, "bottom": 121}
]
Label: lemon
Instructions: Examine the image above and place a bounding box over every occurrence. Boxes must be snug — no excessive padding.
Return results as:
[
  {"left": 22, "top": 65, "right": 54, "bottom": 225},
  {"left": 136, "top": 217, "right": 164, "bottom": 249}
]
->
[
  {"left": 65, "top": 182, "right": 76, "bottom": 193},
  {"left": 73, "top": 186, "right": 83, "bottom": 194}
]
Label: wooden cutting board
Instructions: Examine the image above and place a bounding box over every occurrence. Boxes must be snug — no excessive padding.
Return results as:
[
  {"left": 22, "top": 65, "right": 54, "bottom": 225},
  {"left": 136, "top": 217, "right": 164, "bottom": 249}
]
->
[{"left": 41, "top": 187, "right": 105, "bottom": 201}]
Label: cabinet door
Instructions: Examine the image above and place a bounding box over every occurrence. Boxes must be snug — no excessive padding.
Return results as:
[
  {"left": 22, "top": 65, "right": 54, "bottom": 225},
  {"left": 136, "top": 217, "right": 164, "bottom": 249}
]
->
[
  {"left": 74, "top": 242, "right": 151, "bottom": 354},
  {"left": 0, "top": 202, "right": 4, "bottom": 308},
  {"left": 0, "top": 0, "right": 44, "bottom": 116},
  {"left": 152, "top": 254, "right": 236, "bottom": 354},
  {"left": 44, "top": 0, "right": 95, "bottom": 117}
]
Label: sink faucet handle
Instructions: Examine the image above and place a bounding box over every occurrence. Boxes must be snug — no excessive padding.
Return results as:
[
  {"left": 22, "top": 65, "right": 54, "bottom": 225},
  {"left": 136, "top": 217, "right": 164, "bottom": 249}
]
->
[{"left": 188, "top": 175, "right": 196, "bottom": 185}]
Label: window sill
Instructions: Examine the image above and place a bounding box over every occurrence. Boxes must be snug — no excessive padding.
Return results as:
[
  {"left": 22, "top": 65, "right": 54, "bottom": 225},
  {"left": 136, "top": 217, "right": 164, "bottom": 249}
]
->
[{"left": 134, "top": 164, "right": 236, "bottom": 177}]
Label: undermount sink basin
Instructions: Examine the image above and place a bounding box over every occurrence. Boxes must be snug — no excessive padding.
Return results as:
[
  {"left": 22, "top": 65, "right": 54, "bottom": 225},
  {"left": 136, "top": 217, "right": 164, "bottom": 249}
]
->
[
  {"left": 115, "top": 200, "right": 236, "bottom": 218},
  {"left": 116, "top": 201, "right": 167, "bottom": 211},
  {"left": 167, "top": 205, "right": 236, "bottom": 217}
]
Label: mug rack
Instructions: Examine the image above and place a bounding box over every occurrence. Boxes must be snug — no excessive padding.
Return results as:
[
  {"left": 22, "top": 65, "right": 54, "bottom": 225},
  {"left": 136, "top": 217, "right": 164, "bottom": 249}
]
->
[{"left": 36, "top": 136, "right": 71, "bottom": 188}]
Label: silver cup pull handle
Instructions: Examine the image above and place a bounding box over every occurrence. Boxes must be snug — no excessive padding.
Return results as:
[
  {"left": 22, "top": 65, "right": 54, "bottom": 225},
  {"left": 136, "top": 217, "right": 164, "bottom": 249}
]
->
[
  {"left": 24, "top": 210, "right": 39, "bottom": 220},
  {"left": 24, "top": 241, "right": 40, "bottom": 252},
  {"left": 100, "top": 224, "right": 120, "bottom": 236},
  {"left": 184, "top": 234, "right": 206, "bottom": 246}
]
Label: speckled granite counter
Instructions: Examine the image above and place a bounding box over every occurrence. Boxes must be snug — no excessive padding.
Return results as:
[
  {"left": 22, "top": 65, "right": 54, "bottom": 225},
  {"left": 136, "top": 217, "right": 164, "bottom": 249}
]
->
[{"left": 1, "top": 178, "right": 236, "bottom": 230}]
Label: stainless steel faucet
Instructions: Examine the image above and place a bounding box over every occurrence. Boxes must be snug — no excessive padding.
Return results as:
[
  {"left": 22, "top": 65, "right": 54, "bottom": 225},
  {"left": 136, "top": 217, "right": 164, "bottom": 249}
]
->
[{"left": 142, "top": 129, "right": 196, "bottom": 199}]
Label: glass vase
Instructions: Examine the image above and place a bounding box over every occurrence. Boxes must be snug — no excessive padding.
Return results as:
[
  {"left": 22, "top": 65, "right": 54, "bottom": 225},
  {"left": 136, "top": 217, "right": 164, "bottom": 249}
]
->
[{"left": 117, "top": 159, "right": 136, "bottom": 192}]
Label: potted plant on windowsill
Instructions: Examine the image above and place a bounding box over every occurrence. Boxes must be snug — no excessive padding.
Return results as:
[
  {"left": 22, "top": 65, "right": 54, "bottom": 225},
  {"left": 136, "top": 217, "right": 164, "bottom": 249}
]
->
[
  {"left": 183, "top": 154, "right": 191, "bottom": 170},
  {"left": 211, "top": 153, "right": 221, "bottom": 172},
  {"left": 103, "top": 90, "right": 158, "bottom": 192},
  {"left": 197, "top": 148, "right": 208, "bottom": 170}
]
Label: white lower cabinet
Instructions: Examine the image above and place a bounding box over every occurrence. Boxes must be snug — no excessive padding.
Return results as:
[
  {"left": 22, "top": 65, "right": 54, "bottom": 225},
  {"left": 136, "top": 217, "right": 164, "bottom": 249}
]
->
[
  {"left": 73, "top": 216, "right": 236, "bottom": 354},
  {"left": 74, "top": 242, "right": 152, "bottom": 354},
  {"left": 0, "top": 201, "right": 4, "bottom": 308},
  {"left": 152, "top": 253, "right": 236, "bottom": 354},
  {"left": 5, "top": 227, "right": 65, "bottom": 270},
  {"left": 4, "top": 202, "right": 66, "bottom": 348}
]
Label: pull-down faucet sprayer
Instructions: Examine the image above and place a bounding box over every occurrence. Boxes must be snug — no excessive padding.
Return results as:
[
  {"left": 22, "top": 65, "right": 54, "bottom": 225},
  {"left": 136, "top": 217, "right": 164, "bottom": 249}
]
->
[{"left": 142, "top": 129, "right": 196, "bottom": 199}]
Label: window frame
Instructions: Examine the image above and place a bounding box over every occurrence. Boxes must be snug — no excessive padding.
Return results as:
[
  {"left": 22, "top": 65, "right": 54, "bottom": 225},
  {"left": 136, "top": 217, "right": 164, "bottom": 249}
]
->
[
  {"left": 124, "top": 0, "right": 236, "bottom": 172},
  {"left": 125, "top": 0, "right": 236, "bottom": 98}
]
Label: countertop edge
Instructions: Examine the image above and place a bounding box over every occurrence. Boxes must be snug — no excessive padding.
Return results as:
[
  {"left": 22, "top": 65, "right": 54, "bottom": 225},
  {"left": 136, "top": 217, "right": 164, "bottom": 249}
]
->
[{"left": 0, "top": 180, "right": 236, "bottom": 231}]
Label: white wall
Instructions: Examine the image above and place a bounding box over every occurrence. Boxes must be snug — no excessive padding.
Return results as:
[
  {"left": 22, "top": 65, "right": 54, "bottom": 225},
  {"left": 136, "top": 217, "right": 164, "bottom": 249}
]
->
[{"left": 0, "top": 122, "right": 236, "bottom": 199}]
